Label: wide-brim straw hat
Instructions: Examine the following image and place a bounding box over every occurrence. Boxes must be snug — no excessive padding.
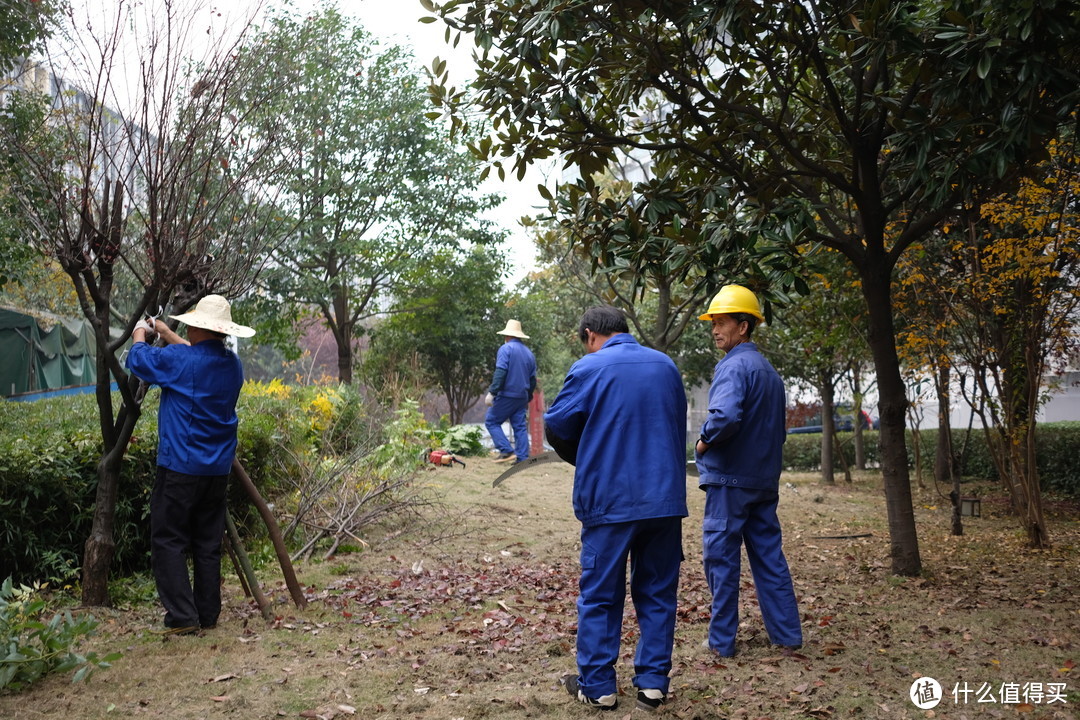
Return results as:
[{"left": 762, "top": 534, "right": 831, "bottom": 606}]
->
[
  {"left": 496, "top": 319, "right": 529, "bottom": 339},
  {"left": 170, "top": 294, "right": 256, "bottom": 338}
]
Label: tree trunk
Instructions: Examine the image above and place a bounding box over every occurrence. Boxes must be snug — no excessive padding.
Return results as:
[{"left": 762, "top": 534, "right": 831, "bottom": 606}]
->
[
  {"left": 80, "top": 240, "right": 141, "bottom": 605},
  {"left": 861, "top": 256, "right": 922, "bottom": 576},
  {"left": 909, "top": 409, "right": 924, "bottom": 490},
  {"left": 852, "top": 364, "right": 866, "bottom": 470},
  {"left": 329, "top": 285, "right": 353, "bottom": 384},
  {"left": 994, "top": 283, "right": 1050, "bottom": 548},
  {"left": 833, "top": 431, "right": 852, "bottom": 484},
  {"left": 1021, "top": 424, "right": 1049, "bottom": 547},
  {"left": 81, "top": 457, "right": 119, "bottom": 606},
  {"left": 820, "top": 375, "right": 835, "bottom": 485},
  {"left": 940, "top": 367, "right": 963, "bottom": 536},
  {"left": 81, "top": 408, "right": 139, "bottom": 606},
  {"left": 934, "top": 363, "right": 954, "bottom": 486},
  {"left": 852, "top": 409, "right": 865, "bottom": 470},
  {"left": 337, "top": 336, "right": 353, "bottom": 384}
]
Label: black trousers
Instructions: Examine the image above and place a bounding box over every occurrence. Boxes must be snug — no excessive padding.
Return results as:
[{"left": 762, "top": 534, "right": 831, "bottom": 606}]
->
[{"left": 150, "top": 467, "right": 229, "bottom": 628}]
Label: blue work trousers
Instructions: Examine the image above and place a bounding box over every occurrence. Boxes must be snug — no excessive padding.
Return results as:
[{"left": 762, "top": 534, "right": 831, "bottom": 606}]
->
[
  {"left": 575, "top": 517, "right": 682, "bottom": 698},
  {"left": 485, "top": 394, "right": 529, "bottom": 460},
  {"left": 150, "top": 467, "right": 229, "bottom": 629},
  {"left": 702, "top": 486, "right": 802, "bottom": 656}
]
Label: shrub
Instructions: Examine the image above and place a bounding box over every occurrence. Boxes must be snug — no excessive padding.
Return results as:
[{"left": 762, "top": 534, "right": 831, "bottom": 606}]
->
[
  {"left": 782, "top": 422, "right": 1080, "bottom": 496},
  {"left": 0, "top": 577, "right": 120, "bottom": 692},
  {"left": 436, "top": 424, "right": 485, "bottom": 456},
  {"left": 1033, "top": 422, "right": 1080, "bottom": 496},
  {"left": 0, "top": 380, "right": 400, "bottom": 585},
  {"left": 0, "top": 394, "right": 153, "bottom": 586},
  {"left": 783, "top": 431, "right": 881, "bottom": 472}
]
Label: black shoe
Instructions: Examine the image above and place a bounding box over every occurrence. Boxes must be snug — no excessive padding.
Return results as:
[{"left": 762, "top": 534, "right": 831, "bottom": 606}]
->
[
  {"left": 637, "top": 688, "right": 666, "bottom": 711},
  {"left": 493, "top": 452, "right": 515, "bottom": 462},
  {"left": 559, "top": 673, "right": 618, "bottom": 710}
]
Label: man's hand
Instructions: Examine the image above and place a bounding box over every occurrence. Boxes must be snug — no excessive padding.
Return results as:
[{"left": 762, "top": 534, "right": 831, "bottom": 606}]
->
[
  {"left": 155, "top": 321, "right": 190, "bottom": 346},
  {"left": 484, "top": 392, "right": 494, "bottom": 407},
  {"left": 133, "top": 317, "right": 157, "bottom": 343}
]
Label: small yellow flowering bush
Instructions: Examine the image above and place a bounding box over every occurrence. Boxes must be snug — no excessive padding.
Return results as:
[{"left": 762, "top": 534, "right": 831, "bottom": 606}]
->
[
  {"left": 306, "top": 388, "right": 339, "bottom": 435},
  {"left": 243, "top": 377, "right": 293, "bottom": 400}
]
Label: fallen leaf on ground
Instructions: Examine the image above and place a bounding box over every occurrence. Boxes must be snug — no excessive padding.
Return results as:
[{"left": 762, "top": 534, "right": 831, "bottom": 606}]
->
[{"left": 209, "top": 673, "right": 238, "bottom": 683}]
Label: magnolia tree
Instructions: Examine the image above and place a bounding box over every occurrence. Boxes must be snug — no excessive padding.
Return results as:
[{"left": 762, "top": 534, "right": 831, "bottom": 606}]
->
[
  {"left": 427, "top": 0, "right": 1080, "bottom": 574},
  {"left": 5, "top": 0, "right": 297, "bottom": 604}
]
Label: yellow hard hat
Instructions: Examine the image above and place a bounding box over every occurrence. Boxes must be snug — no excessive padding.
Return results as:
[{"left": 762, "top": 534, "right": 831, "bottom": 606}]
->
[{"left": 698, "top": 284, "right": 765, "bottom": 322}]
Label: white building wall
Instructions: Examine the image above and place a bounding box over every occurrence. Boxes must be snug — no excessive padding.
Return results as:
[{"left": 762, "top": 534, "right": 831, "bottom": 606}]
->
[
  {"left": 910, "top": 370, "right": 1080, "bottom": 430},
  {"left": 687, "top": 381, "right": 710, "bottom": 436}
]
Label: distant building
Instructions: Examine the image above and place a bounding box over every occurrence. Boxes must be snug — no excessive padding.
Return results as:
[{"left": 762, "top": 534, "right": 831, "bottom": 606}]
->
[
  {"left": 2, "top": 58, "right": 149, "bottom": 212},
  {"left": 912, "top": 358, "right": 1080, "bottom": 430}
]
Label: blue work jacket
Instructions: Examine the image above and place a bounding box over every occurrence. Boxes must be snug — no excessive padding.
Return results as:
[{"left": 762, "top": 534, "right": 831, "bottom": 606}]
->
[
  {"left": 127, "top": 339, "right": 244, "bottom": 476},
  {"left": 491, "top": 338, "right": 537, "bottom": 399},
  {"left": 544, "top": 334, "right": 688, "bottom": 527},
  {"left": 695, "top": 342, "right": 786, "bottom": 491}
]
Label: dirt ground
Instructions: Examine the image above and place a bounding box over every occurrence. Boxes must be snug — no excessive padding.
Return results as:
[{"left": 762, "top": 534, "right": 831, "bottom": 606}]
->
[{"left": 2, "top": 457, "right": 1078, "bottom": 720}]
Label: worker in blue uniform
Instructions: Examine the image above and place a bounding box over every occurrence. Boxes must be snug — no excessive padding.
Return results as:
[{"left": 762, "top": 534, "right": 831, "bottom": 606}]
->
[
  {"left": 128, "top": 295, "right": 254, "bottom": 635},
  {"left": 544, "top": 306, "right": 687, "bottom": 712},
  {"left": 694, "top": 284, "right": 802, "bottom": 657},
  {"left": 485, "top": 319, "right": 537, "bottom": 463}
]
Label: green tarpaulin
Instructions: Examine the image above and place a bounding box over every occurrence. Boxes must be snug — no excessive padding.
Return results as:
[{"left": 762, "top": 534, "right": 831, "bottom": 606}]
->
[{"left": 0, "top": 306, "right": 98, "bottom": 397}]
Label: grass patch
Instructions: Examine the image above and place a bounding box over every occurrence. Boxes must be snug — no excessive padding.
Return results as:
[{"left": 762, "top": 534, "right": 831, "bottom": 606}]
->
[{"left": 0, "top": 462, "right": 1075, "bottom": 719}]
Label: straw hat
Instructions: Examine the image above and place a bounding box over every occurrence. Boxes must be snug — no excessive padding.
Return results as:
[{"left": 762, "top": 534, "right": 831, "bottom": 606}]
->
[
  {"left": 170, "top": 295, "right": 255, "bottom": 338},
  {"left": 496, "top": 319, "right": 529, "bottom": 339}
]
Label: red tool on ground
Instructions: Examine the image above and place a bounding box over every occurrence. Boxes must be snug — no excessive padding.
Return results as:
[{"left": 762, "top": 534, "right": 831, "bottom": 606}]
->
[{"left": 426, "top": 449, "right": 466, "bottom": 468}]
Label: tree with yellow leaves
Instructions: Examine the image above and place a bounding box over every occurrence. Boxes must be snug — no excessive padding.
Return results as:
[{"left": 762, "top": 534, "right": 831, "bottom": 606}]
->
[
  {"left": 895, "top": 228, "right": 970, "bottom": 533},
  {"left": 903, "top": 136, "right": 1080, "bottom": 547}
]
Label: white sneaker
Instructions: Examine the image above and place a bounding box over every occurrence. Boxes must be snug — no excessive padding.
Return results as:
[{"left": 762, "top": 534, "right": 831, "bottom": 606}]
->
[
  {"left": 559, "top": 674, "right": 618, "bottom": 710},
  {"left": 637, "top": 688, "right": 666, "bottom": 711}
]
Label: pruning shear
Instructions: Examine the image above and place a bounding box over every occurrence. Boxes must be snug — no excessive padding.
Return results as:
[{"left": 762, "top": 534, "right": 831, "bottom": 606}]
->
[
  {"left": 120, "top": 305, "right": 166, "bottom": 364},
  {"left": 147, "top": 304, "right": 165, "bottom": 331}
]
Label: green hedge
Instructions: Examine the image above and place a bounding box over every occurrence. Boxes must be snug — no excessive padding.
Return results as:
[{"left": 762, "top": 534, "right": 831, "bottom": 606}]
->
[
  {"left": 782, "top": 422, "right": 1080, "bottom": 495},
  {"left": 1034, "top": 423, "right": 1080, "bottom": 495},
  {"left": 0, "top": 381, "right": 372, "bottom": 587},
  {"left": 0, "top": 394, "right": 153, "bottom": 587}
]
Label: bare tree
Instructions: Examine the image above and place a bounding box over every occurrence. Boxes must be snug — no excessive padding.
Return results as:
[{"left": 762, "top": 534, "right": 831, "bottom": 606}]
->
[{"left": 7, "top": 0, "right": 296, "bottom": 604}]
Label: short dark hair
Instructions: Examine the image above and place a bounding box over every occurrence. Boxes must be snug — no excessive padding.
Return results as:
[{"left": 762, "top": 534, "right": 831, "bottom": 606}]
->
[
  {"left": 730, "top": 312, "right": 757, "bottom": 337},
  {"left": 188, "top": 325, "right": 227, "bottom": 340},
  {"left": 578, "top": 306, "right": 629, "bottom": 342}
]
